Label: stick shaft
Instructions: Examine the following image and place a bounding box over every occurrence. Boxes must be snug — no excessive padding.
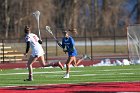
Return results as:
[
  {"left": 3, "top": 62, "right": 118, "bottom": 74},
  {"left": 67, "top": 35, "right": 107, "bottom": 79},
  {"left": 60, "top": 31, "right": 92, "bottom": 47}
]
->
[
  {"left": 33, "top": 11, "right": 41, "bottom": 40},
  {"left": 37, "top": 21, "right": 41, "bottom": 40}
]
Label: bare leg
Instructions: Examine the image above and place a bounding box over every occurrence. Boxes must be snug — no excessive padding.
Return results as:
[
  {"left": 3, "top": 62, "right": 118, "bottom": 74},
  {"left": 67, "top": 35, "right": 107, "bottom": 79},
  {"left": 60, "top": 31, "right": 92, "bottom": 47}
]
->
[
  {"left": 71, "top": 57, "right": 77, "bottom": 67},
  {"left": 72, "top": 55, "right": 89, "bottom": 67},
  {"left": 75, "top": 55, "right": 90, "bottom": 66},
  {"left": 25, "top": 55, "right": 38, "bottom": 81},
  {"left": 38, "top": 56, "right": 63, "bottom": 70},
  {"left": 65, "top": 56, "right": 75, "bottom": 74},
  {"left": 38, "top": 56, "right": 46, "bottom": 66},
  {"left": 76, "top": 58, "right": 84, "bottom": 66},
  {"left": 63, "top": 56, "right": 75, "bottom": 78}
]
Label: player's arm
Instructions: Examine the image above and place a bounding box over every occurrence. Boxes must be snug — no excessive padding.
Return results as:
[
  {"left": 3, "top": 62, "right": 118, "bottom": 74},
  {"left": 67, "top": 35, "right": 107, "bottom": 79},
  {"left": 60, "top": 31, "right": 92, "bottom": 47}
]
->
[{"left": 24, "top": 41, "right": 30, "bottom": 56}]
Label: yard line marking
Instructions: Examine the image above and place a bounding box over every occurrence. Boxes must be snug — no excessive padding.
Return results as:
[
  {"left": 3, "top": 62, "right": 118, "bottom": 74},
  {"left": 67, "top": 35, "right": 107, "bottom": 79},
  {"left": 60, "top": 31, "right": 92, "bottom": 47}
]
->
[
  {"left": 100, "top": 68, "right": 140, "bottom": 71},
  {"left": 0, "top": 71, "right": 81, "bottom": 76},
  {"left": 46, "top": 72, "right": 137, "bottom": 77},
  {"left": 0, "top": 68, "right": 138, "bottom": 76},
  {"left": 119, "top": 73, "right": 134, "bottom": 75}
]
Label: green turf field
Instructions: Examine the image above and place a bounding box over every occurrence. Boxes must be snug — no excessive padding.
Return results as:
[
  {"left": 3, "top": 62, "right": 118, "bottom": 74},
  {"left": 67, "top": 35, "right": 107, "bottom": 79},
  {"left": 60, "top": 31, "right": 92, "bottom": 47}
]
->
[{"left": 0, "top": 65, "right": 140, "bottom": 87}]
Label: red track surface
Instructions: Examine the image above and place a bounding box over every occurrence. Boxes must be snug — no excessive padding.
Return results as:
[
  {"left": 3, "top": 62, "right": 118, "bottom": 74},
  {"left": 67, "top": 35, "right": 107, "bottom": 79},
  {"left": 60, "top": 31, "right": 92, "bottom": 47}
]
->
[
  {"left": 0, "top": 82, "right": 140, "bottom": 93},
  {"left": 0, "top": 60, "right": 99, "bottom": 69}
]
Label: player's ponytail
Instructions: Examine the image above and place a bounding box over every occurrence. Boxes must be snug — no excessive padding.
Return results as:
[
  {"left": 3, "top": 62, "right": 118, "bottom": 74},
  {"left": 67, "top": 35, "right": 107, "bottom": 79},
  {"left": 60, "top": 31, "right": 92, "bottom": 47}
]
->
[{"left": 68, "top": 29, "right": 78, "bottom": 35}]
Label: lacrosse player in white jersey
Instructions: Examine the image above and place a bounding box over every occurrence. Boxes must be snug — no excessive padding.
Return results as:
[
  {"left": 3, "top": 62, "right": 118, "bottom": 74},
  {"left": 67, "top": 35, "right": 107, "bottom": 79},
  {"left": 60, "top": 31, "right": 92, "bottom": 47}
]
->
[{"left": 24, "top": 25, "right": 63, "bottom": 81}]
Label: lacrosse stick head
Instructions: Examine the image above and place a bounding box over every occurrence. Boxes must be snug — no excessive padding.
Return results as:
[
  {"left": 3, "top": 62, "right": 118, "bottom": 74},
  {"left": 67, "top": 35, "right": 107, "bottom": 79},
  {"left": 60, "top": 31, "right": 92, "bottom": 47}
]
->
[
  {"left": 32, "top": 10, "right": 40, "bottom": 21},
  {"left": 46, "top": 26, "right": 53, "bottom": 34}
]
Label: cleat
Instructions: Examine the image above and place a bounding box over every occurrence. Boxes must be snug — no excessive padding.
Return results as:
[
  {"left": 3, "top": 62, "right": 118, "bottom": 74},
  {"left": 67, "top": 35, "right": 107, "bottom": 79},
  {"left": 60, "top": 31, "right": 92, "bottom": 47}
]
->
[
  {"left": 58, "top": 61, "right": 64, "bottom": 70},
  {"left": 82, "top": 54, "right": 88, "bottom": 60},
  {"left": 63, "top": 74, "right": 69, "bottom": 78},
  {"left": 24, "top": 78, "right": 33, "bottom": 81},
  {"left": 82, "top": 54, "right": 91, "bottom": 60},
  {"left": 24, "top": 75, "right": 33, "bottom": 81},
  {"left": 87, "top": 56, "right": 92, "bottom": 60}
]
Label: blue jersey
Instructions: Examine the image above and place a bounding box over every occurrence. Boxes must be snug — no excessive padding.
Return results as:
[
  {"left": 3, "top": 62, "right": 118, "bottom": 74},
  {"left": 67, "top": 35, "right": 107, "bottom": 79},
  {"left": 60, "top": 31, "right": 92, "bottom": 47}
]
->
[{"left": 62, "top": 36, "right": 77, "bottom": 57}]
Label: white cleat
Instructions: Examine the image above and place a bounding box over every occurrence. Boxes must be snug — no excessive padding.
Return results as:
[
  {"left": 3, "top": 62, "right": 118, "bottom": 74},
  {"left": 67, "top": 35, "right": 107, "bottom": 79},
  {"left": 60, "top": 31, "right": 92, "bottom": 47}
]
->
[
  {"left": 82, "top": 54, "right": 91, "bottom": 60},
  {"left": 63, "top": 74, "right": 69, "bottom": 78},
  {"left": 82, "top": 54, "right": 87, "bottom": 59}
]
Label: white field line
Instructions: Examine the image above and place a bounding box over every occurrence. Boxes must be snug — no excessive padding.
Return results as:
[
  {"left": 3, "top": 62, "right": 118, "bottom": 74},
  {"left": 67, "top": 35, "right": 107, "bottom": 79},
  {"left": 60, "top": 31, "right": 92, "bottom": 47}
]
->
[
  {"left": 99, "top": 68, "right": 140, "bottom": 71},
  {"left": 12, "top": 67, "right": 140, "bottom": 72},
  {"left": 0, "top": 71, "right": 80, "bottom": 76},
  {"left": 49, "top": 73, "right": 137, "bottom": 77},
  {"left": 12, "top": 67, "right": 140, "bottom": 71},
  {"left": 119, "top": 73, "right": 134, "bottom": 75},
  {"left": 0, "top": 68, "right": 139, "bottom": 76},
  {"left": 0, "top": 72, "right": 136, "bottom": 76}
]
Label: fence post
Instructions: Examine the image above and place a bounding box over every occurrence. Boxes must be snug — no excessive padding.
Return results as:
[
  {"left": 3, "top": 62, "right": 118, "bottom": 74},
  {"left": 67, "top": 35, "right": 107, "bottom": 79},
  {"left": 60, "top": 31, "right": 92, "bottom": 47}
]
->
[
  {"left": 45, "top": 38, "right": 48, "bottom": 62},
  {"left": 2, "top": 39, "right": 4, "bottom": 63},
  {"left": 114, "top": 37, "right": 116, "bottom": 53},
  {"left": 56, "top": 40, "right": 58, "bottom": 56},
  {"left": 85, "top": 37, "right": 87, "bottom": 55},
  {"left": 90, "top": 37, "right": 93, "bottom": 60},
  {"left": 114, "top": 29, "right": 116, "bottom": 53}
]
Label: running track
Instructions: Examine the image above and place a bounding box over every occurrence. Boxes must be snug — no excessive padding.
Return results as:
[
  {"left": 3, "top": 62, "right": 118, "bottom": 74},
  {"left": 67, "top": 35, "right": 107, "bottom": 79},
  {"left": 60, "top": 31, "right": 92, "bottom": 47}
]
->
[{"left": 0, "top": 82, "right": 140, "bottom": 93}]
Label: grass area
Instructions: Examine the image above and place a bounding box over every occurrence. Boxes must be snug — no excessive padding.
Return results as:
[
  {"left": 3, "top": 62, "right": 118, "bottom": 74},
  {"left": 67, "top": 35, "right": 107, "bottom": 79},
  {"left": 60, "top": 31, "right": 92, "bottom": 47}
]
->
[{"left": 0, "top": 65, "right": 139, "bottom": 87}]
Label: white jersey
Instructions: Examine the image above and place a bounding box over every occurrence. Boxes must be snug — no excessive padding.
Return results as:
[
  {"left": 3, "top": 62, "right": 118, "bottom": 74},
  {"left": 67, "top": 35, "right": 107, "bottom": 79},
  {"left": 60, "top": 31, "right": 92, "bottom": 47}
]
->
[{"left": 25, "top": 33, "right": 44, "bottom": 57}]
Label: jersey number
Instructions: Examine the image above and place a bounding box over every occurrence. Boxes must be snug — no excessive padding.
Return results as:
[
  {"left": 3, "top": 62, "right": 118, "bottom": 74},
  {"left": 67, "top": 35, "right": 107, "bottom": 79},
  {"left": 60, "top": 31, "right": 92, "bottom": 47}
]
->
[{"left": 33, "top": 36, "right": 38, "bottom": 42}]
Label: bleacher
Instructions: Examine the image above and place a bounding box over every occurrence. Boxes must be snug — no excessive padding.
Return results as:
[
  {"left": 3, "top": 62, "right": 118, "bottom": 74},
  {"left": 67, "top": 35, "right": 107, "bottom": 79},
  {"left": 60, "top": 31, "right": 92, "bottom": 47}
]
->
[{"left": 0, "top": 44, "right": 24, "bottom": 62}]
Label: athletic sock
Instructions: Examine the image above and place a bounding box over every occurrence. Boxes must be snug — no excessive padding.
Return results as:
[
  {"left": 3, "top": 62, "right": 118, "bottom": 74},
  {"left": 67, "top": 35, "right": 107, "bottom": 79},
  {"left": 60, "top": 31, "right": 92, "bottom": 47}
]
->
[{"left": 29, "top": 74, "right": 33, "bottom": 81}]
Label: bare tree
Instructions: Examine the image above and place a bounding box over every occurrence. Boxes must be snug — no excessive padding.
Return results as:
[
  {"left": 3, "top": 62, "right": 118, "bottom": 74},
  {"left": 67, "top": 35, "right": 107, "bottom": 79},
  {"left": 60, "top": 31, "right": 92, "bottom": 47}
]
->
[{"left": 0, "top": 0, "right": 138, "bottom": 39}]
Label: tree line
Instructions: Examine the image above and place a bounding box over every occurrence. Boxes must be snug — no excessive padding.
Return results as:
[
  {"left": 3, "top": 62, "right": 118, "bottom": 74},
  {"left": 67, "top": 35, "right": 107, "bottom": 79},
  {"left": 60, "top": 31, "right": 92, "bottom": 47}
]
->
[{"left": 0, "top": 0, "right": 139, "bottom": 39}]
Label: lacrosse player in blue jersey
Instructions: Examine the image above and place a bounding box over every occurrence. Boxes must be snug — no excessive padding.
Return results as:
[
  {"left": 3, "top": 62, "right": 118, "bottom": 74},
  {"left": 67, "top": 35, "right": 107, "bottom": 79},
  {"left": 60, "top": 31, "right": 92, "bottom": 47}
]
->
[{"left": 57, "top": 30, "right": 88, "bottom": 78}]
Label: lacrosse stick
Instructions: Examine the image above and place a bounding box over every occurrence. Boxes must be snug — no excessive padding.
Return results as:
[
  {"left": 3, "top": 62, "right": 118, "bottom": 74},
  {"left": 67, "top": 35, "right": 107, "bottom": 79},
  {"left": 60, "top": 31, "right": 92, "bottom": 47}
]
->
[
  {"left": 45, "top": 26, "right": 74, "bottom": 52},
  {"left": 33, "top": 10, "right": 41, "bottom": 40},
  {"left": 45, "top": 26, "right": 64, "bottom": 49},
  {"left": 45, "top": 26, "right": 57, "bottom": 41}
]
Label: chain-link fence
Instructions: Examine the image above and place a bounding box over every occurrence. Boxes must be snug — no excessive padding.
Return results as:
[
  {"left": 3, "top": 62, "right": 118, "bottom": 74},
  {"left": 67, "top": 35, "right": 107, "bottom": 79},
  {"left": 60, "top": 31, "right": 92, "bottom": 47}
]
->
[{"left": 0, "top": 36, "right": 128, "bottom": 63}]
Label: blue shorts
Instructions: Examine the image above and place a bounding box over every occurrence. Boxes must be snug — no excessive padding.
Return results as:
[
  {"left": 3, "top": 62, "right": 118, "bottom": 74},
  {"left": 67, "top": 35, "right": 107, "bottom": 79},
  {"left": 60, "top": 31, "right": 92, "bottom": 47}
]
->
[{"left": 68, "top": 49, "right": 77, "bottom": 57}]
